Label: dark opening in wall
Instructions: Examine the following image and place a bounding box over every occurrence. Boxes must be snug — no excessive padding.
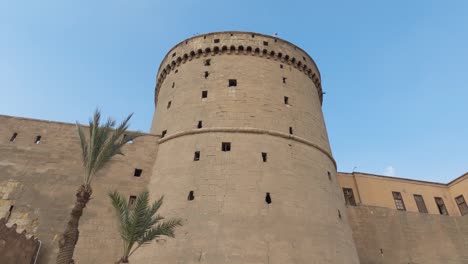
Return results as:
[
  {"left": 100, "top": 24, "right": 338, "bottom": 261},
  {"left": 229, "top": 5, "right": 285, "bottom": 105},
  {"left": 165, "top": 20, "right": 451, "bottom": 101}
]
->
[
  {"left": 338, "top": 209, "right": 342, "bottom": 219},
  {"left": 134, "top": 169, "right": 143, "bottom": 177},
  {"left": 262, "top": 152, "right": 267, "bottom": 162},
  {"left": 283, "top": 77, "right": 287, "bottom": 83},
  {"left": 6, "top": 205, "right": 14, "bottom": 222},
  {"left": 289, "top": 127, "right": 293, "bottom": 135},
  {"left": 172, "top": 52, "right": 176, "bottom": 57},
  {"left": 284, "top": 96, "right": 289, "bottom": 105},
  {"left": 197, "top": 120, "right": 203, "bottom": 129},
  {"left": 128, "top": 196, "right": 136, "bottom": 209},
  {"left": 123, "top": 134, "right": 134, "bottom": 144},
  {"left": 188, "top": 191, "right": 195, "bottom": 201},
  {"left": 303, "top": 56, "right": 307, "bottom": 61},
  {"left": 251, "top": 34, "right": 255, "bottom": 38},
  {"left": 263, "top": 41, "right": 268, "bottom": 46},
  {"left": 175, "top": 69, "right": 178, "bottom": 74},
  {"left": 228, "top": 79, "right": 237, "bottom": 87},
  {"left": 167, "top": 101, "right": 172, "bottom": 109},
  {"left": 204, "top": 59, "right": 211, "bottom": 66},
  {"left": 194, "top": 151, "right": 200, "bottom": 161},
  {"left": 35, "top": 136, "right": 41, "bottom": 144},
  {"left": 202, "top": 90, "right": 208, "bottom": 98},
  {"left": 10, "top": 133, "right": 18, "bottom": 142},
  {"left": 214, "top": 39, "right": 220, "bottom": 43},
  {"left": 265, "top": 193, "right": 272, "bottom": 204},
  {"left": 274, "top": 39, "right": 278, "bottom": 43},
  {"left": 327, "top": 171, "right": 332, "bottom": 181},
  {"left": 221, "top": 142, "right": 231, "bottom": 152},
  {"left": 161, "top": 130, "right": 167, "bottom": 138},
  {"left": 203, "top": 36, "right": 206, "bottom": 39},
  {"left": 204, "top": 71, "right": 209, "bottom": 78},
  {"left": 280, "top": 64, "right": 283, "bottom": 69},
  {"left": 172, "top": 82, "right": 175, "bottom": 88}
]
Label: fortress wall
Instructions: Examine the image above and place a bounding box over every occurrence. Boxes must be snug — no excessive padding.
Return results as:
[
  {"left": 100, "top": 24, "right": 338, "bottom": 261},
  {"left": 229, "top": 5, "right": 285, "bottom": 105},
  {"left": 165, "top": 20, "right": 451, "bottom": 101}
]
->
[
  {"left": 347, "top": 205, "right": 468, "bottom": 264},
  {"left": 0, "top": 115, "right": 158, "bottom": 263}
]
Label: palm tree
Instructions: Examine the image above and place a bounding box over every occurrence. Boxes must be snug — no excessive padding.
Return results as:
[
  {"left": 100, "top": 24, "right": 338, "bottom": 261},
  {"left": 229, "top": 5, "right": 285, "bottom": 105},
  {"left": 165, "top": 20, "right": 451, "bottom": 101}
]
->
[
  {"left": 56, "top": 109, "right": 135, "bottom": 264},
  {"left": 108, "top": 190, "right": 183, "bottom": 263}
]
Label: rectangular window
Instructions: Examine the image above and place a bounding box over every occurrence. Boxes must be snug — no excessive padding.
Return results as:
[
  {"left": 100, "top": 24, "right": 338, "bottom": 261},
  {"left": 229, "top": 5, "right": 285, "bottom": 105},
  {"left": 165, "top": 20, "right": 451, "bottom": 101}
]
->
[
  {"left": 161, "top": 130, "right": 167, "bottom": 138},
  {"left": 35, "top": 136, "right": 42, "bottom": 144},
  {"left": 343, "top": 188, "right": 357, "bottom": 206},
  {"left": 172, "top": 52, "right": 176, "bottom": 57},
  {"left": 167, "top": 101, "right": 172, "bottom": 109},
  {"left": 202, "top": 90, "right": 208, "bottom": 98},
  {"left": 455, "top": 195, "right": 468, "bottom": 216},
  {"left": 392, "top": 191, "right": 406, "bottom": 211},
  {"left": 214, "top": 39, "right": 220, "bottom": 43},
  {"left": 289, "top": 127, "right": 293, "bottom": 135},
  {"left": 435, "top": 197, "right": 448, "bottom": 215},
  {"left": 221, "top": 142, "right": 231, "bottom": 152},
  {"left": 228, "top": 79, "right": 237, "bottom": 87},
  {"left": 284, "top": 96, "right": 289, "bottom": 105},
  {"left": 134, "top": 169, "right": 143, "bottom": 177},
  {"left": 283, "top": 77, "right": 287, "bottom": 83},
  {"left": 204, "top": 59, "right": 211, "bottom": 66},
  {"left": 261, "top": 152, "right": 267, "bottom": 162},
  {"left": 413, "top": 194, "right": 428, "bottom": 213},
  {"left": 128, "top": 196, "right": 137, "bottom": 209},
  {"left": 263, "top": 41, "right": 268, "bottom": 46},
  {"left": 194, "top": 151, "right": 200, "bottom": 161},
  {"left": 197, "top": 120, "right": 203, "bottom": 129},
  {"left": 10, "top": 133, "right": 18, "bottom": 142},
  {"left": 204, "top": 71, "right": 209, "bottom": 78},
  {"left": 280, "top": 64, "right": 283, "bottom": 69}
]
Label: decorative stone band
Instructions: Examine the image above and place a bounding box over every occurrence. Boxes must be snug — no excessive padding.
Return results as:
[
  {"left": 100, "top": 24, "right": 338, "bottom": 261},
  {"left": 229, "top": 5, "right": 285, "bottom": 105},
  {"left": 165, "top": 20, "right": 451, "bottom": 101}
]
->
[
  {"left": 154, "top": 44, "right": 323, "bottom": 106},
  {"left": 158, "top": 127, "right": 336, "bottom": 169}
]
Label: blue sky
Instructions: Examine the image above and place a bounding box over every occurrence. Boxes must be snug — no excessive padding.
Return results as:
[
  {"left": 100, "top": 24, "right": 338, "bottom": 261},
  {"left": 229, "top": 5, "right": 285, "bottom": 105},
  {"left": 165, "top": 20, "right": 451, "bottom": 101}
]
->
[{"left": 1, "top": 0, "right": 467, "bottom": 182}]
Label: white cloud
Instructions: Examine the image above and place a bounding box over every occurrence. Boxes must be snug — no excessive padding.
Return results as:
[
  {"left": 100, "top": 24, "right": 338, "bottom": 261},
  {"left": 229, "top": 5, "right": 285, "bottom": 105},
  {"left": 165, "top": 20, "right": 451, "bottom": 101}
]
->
[{"left": 383, "top": 166, "right": 396, "bottom": 176}]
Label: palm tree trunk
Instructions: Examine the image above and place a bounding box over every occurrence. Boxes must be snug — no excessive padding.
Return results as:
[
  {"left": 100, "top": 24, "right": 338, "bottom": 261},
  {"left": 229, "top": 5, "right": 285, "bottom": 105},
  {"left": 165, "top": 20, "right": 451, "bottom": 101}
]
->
[{"left": 56, "top": 184, "right": 92, "bottom": 264}]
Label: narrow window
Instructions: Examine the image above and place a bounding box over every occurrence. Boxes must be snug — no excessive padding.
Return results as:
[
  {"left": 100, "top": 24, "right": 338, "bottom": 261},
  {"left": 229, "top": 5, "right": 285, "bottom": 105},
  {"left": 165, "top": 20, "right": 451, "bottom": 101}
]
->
[
  {"left": 455, "top": 195, "right": 468, "bottom": 215},
  {"left": 197, "top": 120, "right": 203, "bottom": 129},
  {"left": 263, "top": 41, "right": 268, "bottom": 46},
  {"left": 435, "top": 197, "right": 449, "bottom": 215},
  {"left": 172, "top": 82, "right": 175, "bottom": 88},
  {"left": 327, "top": 171, "right": 332, "bottom": 181},
  {"left": 338, "top": 209, "right": 342, "bottom": 219},
  {"left": 214, "top": 39, "right": 220, "bottom": 43},
  {"left": 343, "top": 188, "right": 357, "bottom": 206},
  {"left": 10, "top": 133, "right": 18, "bottom": 142},
  {"left": 128, "top": 196, "right": 137, "bottom": 209},
  {"left": 228, "top": 79, "right": 237, "bottom": 87},
  {"left": 134, "top": 169, "right": 143, "bottom": 177},
  {"left": 6, "top": 205, "right": 14, "bottom": 222},
  {"left": 194, "top": 151, "right": 200, "bottom": 161},
  {"left": 261, "top": 152, "right": 267, "bottom": 162},
  {"left": 204, "top": 59, "right": 211, "bottom": 66},
  {"left": 188, "top": 191, "right": 195, "bottom": 201},
  {"left": 284, "top": 96, "right": 289, "bottom": 105},
  {"left": 283, "top": 77, "right": 287, "bottom": 83},
  {"left": 175, "top": 69, "right": 178, "bottom": 73},
  {"left": 221, "top": 142, "right": 231, "bottom": 152},
  {"left": 251, "top": 34, "right": 255, "bottom": 38},
  {"left": 161, "top": 130, "right": 167, "bottom": 138},
  {"left": 202, "top": 90, "right": 208, "bottom": 98},
  {"left": 392, "top": 191, "right": 406, "bottom": 211},
  {"left": 172, "top": 52, "right": 176, "bottom": 57},
  {"left": 204, "top": 71, "right": 209, "bottom": 78},
  {"left": 167, "top": 101, "right": 172, "bottom": 109},
  {"left": 35, "top": 135, "right": 42, "bottom": 144},
  {"left": 265, "top": 192, "right": 272, "bottom": 204},
  {"left": 280, "top": 64, "right": 283, "bottom": 69},
  {"left": 303, "top": 56, "right": 307, "bottom": 61},
  {"left": 413, "top": 194, "right": 428, "bottom": 213},
  {"left": 289, "top": 127, "right": 293, "bottom": 135}
]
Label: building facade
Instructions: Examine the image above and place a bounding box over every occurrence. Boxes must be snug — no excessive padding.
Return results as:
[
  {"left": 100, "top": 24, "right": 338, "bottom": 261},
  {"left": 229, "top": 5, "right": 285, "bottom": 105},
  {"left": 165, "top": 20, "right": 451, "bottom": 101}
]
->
[{"left": 0, "top": 31, "right": 467, "bottom": 264}]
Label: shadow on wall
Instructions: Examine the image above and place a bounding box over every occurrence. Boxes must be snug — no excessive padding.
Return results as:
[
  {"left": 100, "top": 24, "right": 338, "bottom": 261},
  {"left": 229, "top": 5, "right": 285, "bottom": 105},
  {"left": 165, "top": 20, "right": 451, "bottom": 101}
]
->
[{"left": 0, "top": 218, "right": 41, "bottom": 264}]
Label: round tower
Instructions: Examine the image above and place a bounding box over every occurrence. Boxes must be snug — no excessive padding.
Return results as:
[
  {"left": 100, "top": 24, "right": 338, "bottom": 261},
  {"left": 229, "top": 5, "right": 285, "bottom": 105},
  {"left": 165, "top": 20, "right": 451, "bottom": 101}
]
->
[{"left": 138, "top": 31, "right": 360, "bottom": 263}]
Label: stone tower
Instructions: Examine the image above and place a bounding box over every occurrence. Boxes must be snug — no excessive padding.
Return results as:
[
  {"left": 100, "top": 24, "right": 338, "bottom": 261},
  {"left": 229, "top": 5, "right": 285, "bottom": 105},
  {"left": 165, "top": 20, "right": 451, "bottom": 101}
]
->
[{"left": 137, "top": 31, "right": 360, "bottom": 263}]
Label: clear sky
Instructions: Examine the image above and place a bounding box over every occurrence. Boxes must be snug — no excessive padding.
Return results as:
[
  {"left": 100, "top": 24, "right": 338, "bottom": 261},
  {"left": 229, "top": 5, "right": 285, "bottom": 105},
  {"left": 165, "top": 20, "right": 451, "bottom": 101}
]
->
[{"left": 1, "top": 1, "right": 467, "bottom": 182}]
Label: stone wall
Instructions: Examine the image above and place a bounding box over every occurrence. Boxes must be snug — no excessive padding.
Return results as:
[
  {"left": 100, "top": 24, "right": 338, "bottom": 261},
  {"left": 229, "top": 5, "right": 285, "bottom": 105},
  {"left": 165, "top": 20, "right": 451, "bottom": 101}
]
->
[
  {"left": 0, "top": 218, "right": 40, "bottom": 264},
  {"left": 347, "top": 205, "right": 468, "bottom": 264},
  {"left": 0, "top": 115, "right": 159, "bottom": 263}
]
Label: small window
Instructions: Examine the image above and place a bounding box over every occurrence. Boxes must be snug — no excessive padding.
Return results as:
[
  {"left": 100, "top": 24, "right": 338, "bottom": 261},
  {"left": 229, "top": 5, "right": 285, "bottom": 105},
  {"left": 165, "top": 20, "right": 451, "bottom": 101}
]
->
[
  {"left": 204, "top": 71, "right": 209, "bottom": 78},
  {"left": 251, "top": 34, "right": 255, "bottom": 38},
  {"left": 203, "top": 35, "right": 206, "bottom": 39},
  {"left": 167, "top": 101, "right": 172, "bottom": 109},
  {"left": 265, "top": 192, "right": 271, "bottom": 204},
  {"left": 289, "top": 127, "right": 293, "bottom": 135},
  {"left": 161, "top": 130, "right": 167, "bottom": 138},
  {"left": 35, "top": 136, "right": 42, "bottom": 144},
  {"left": 194, "top": 151, "right": 200, "bottom": 161},
  {"left": 221, "top": 142, "right": 231, "bottom": 152},
  {"left": 202, "top": 90, "right": 208, "bottom": 98},
  {"left": 303, "top": 56, "right": 306, "bottom": 61},
  {"left": 188, "top": 191, "right": 195, "bottom": 201},
  {"left": 338, "top": 209, "right": 342, "bottom": 219},
  {"left": 392, "top": 192, "right": 406, "bottom": 211},
  {"left": 10, "top": 133, "right": 18, "bottom": 142},
  {"left": 261, "top": 152, "right": 267, "bottom": 162},
  {"left": 172, "top": 82, "right": 175, "bottom": 88},
  {"left": 284, "top": 96, "right": 289, "bottom": 105},
  {"left": 280, "top": 64, "right": 283, "bottom": 69},
  {"left": 343, "top": 188, "right": 356, "bottom": 206},
  {"left": 283, "top": 77, "right": 287, "bottom": 83},
  {"left": 134, "top": 169, "right": 143, "bottom": 177},
  {"left": 197, "top": 120, "right": 203, "bottom": 129},
  {"left": 175, "top": 69, "right": 178, "bottom": 74},
  {"left": 228, "top": 79, "right": 237, "bottom": 87},
  {"left": 204, "top": 59, "right": 211, "bottom": 66},
  {"left": 414, "top": 194, "right": 428, "bottom": 213},
  {"left": 327, "top": 171, "right": 332, "bottom": 181},
  {"left": 263, "top": 41, "right": 268, "bottom": 46},
  {"left": 214, "top": 39, "right": 220, "bottom": 43},
  {"left": 455, "top": 195, "right": 468, "bottom": 215},
  {"left": 435, "top": 197, "right": 448, "bottom": 215},
  {"left": 128, "top": 196, "right": 137, "bottom": 209},
  {"left": 172, "top": 52, "right": 176, "bottom": 57}
]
